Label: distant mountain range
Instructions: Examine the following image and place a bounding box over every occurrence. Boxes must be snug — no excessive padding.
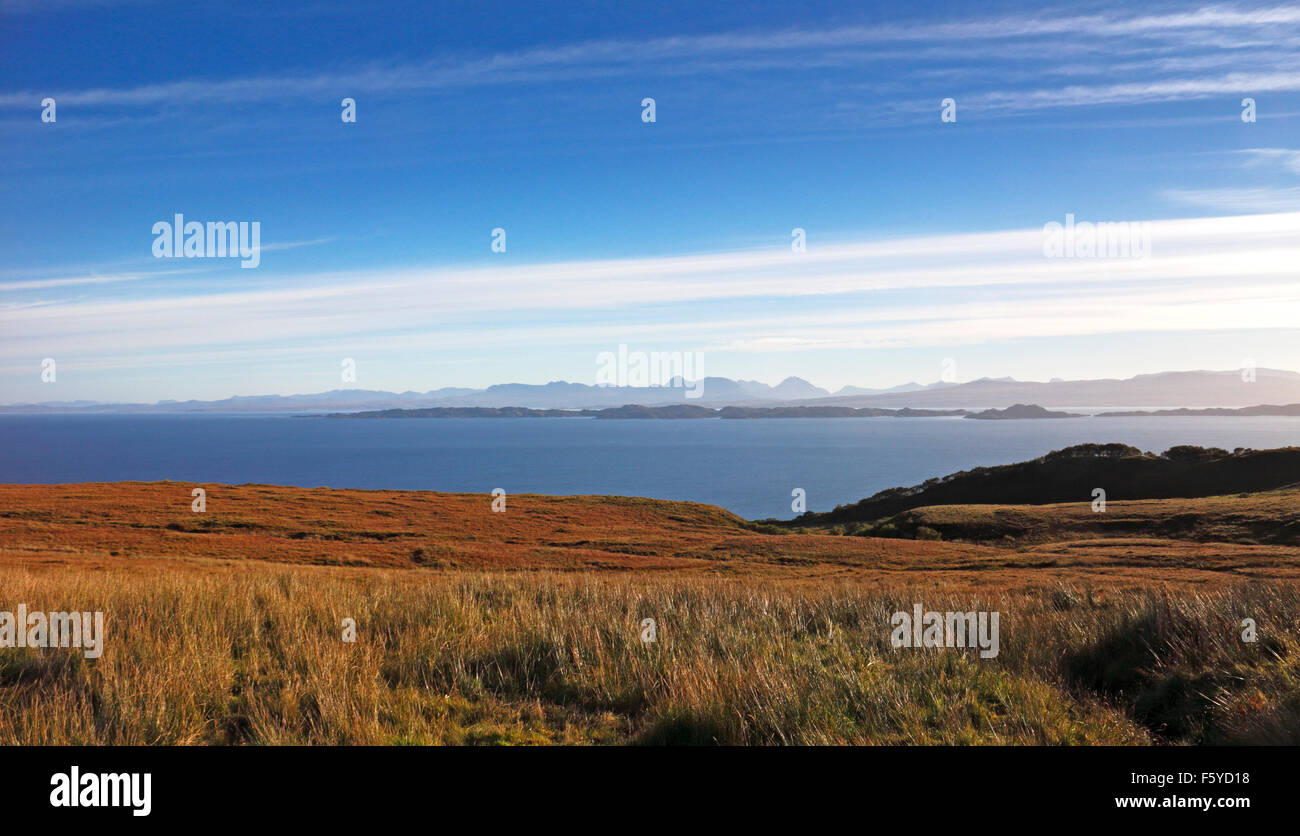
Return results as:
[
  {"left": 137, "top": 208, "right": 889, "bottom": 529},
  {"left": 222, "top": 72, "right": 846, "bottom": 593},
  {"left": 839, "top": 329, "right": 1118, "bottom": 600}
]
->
[
  {"left": 1097, "top": 403, "right": 1300, "bottom": 417},
  {"left": 328, "top": 404, "right": 973, "bottom": 420},
  {"left": 4, "top": 368, "right": 1299, "bottom": 413},
  {"left": 789, "top": 369, "right": 1300, "bottom": 409}
]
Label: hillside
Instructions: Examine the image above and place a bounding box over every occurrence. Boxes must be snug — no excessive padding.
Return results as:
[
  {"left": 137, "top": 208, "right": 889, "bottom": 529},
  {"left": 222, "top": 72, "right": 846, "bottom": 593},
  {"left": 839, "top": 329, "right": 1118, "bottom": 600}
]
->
[
  {"left": 595, "top": 405, "right": 717, "bottom": 418},
  {"left": 845, "top": 490, "right": 1300, "bottom": 548},
  {"left": 717, "top": 405, "right": 967, "bottom": 418},
  {"left": 328, "top": 403, "right": 973, "bottom": 419},
  {"left": 965, "top": 404, "right": 1085, "bottom": 419},
  {"left": 783, "top": 444, "right": 1300, "bottom": 527},
  {"left": 4, "top": 480, "right": 1300, "bottom": 746},
  {"left": 1098, "top": 403, "right": 1300, "bottom": 417},
  {"left": 5, "top": 480, "right": 1299, "bottom": 587},
  {"left": 0, "top": 482, "right": 991, "bottom": 577},
  {"left": 791, "top": 368, "right": 1300, "bottom": 408},
  {"left": 328, "top": 406, "right": 597, "bottom": 418}
]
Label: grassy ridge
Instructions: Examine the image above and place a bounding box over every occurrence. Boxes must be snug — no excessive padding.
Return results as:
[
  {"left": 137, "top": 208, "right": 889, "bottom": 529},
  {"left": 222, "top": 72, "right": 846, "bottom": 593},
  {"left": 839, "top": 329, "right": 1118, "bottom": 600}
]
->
[
  {"left": 788, "top": 444, "right": 1300, "bottom": 527},
  {"left": 836, "top": 490, "right": 1300, "bottom": 547}
]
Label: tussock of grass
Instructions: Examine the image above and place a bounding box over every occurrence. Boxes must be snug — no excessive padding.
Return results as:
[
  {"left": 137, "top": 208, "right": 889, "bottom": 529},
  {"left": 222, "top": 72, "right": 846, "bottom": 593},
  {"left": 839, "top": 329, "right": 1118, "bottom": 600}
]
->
[
  {"left": 1, "top": 565, "right": 1296, "bottom": 745},
  {"left": 1058, "top": 587, "right": 1300, "bottom": 743}
]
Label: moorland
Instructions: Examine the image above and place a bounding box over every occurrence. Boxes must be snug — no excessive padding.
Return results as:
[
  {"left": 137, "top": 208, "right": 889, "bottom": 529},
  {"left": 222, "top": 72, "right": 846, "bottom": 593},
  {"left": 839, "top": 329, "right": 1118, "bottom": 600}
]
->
[{"left": 1, "top": 444, "right": 1297, "bottom": 745}]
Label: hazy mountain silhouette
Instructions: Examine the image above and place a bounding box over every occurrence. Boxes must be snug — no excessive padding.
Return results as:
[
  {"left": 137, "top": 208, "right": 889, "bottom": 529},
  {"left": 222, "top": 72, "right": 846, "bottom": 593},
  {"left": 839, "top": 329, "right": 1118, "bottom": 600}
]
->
[
  {"left": 793, "top": 369, "right": 1300, "bottom": 409},
  {"left": 4, "top": 369, "right": 1297, "bottom": 413}
]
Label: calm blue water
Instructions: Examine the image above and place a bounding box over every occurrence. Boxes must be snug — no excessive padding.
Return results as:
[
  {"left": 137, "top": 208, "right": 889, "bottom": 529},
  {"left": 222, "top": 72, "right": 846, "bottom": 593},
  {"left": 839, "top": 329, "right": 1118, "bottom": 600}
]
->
[{"left": 1, "top": 414, "right": 1298, "bottom": 519}]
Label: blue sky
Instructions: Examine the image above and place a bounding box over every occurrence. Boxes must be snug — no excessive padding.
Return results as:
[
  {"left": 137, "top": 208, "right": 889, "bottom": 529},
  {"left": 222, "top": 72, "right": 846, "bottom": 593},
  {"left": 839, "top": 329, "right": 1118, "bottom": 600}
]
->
[{"left": 2, "top": 0, "right": 1299, "bottom": 402}]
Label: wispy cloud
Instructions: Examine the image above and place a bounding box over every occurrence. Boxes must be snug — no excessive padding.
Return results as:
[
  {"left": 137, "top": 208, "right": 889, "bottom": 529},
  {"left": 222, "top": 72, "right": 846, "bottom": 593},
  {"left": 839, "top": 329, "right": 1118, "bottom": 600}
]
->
[
  {"left": 0, "top": 266, "right": 206, "bottom": 292},
  {"left": 4, "top": 211, "right": 1296, "bottom": 374},
  {"left": 5, "top": 4, "right": 1299, "bottom": 398},
  {"left": 1240, "top": 147, "right": 1300, "bottom": 174},
  {"left": 0, "top": 238, "right": 334, "bottom": 293},
  {"left": 1163, "top": 186, "right": 1300, "bottom": 212},
  {"left": 969, "top": 72, "right": 1300, "bottom": 113},
  {"left": 4, "top": 4, "right": 1298, "bottom": 119},
  {"left": 1163, "top": 147, "right": 1300, "bottom": 211}
]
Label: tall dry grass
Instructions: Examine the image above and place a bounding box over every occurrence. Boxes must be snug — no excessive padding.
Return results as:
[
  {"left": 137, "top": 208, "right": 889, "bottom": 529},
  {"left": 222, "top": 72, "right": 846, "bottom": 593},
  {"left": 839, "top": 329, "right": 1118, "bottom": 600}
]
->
[{"left": 0, "top": 564, "right": 1296, "bottom": 745}]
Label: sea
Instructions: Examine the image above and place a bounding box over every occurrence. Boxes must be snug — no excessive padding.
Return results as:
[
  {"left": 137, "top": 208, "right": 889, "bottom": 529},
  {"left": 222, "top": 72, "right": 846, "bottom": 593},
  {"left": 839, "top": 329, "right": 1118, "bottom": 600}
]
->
[{"left": 1, "top": 414, "right": 1298, "bottom": 519}]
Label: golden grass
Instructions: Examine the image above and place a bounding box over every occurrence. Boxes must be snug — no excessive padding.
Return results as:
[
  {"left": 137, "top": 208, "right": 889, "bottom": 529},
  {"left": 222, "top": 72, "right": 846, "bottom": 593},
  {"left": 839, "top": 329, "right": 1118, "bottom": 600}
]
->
[
  {"left": 2, "top": 482, "right": 1298, "bottom": 745},
  {"left": 1, "top": 561, "right": 1297, "bottom": 745}
]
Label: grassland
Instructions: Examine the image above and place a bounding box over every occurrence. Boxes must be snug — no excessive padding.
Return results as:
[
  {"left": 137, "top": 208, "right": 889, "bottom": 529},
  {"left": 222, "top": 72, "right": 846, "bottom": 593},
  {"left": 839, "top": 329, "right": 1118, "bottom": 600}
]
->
[
  {"left": 0, "top": 482, "right": 1298, "bottom": 745},
  {"left": 5, "top": 482, "right": 1299, "bottom": 587},
  {"left": 831, "top": 490, "right": 1300, "bottom": 548}
]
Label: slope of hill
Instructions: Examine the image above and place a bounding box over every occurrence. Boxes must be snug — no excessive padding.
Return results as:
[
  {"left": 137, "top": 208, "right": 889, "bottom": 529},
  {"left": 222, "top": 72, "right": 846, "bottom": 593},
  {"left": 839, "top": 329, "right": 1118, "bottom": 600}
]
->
[
  {"left": 769, "top": 376, "right": 831, "bottom": 399},
  {"left": 595, "top": 405, "right": 717, "bottom": 418},
  {"left": 4, "top": 480, "right": 1298, "bottom": 586},
  {"left": 846, "top": 490, "right": 1300, "bottom": 547},
  {"left": 327, "top": 406, "right": 597, "bottom": 418},
  {"left": 328, "top": 404, "right": 973, "bottom": 419},
  {"left": 965, "top": 404, "right": 1085, "bottom": 419},
  {"left": 783, "top": 444, "right": 1300, "bottom": 527},
  {"left": 1098, "top": 403, "right": 1300, "bottom": 417},
  {"left": 718, "top": 405, "right": 968, "bottom": 418},
  {"left": 794, "top": 369, "right": 1300, "bottom": 408},
  {"left": 0, "top": 482, "right": 993, "bottom": 575},
  {"left": 833, "top": 382, "right": 927, "bottom": 396}
]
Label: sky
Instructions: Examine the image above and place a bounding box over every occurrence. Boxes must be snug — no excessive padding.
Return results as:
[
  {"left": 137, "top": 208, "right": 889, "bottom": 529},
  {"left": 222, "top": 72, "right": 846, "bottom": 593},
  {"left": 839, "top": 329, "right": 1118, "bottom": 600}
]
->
[{"left": 1, "top": 0, "right": 1298, "bottom": 403}]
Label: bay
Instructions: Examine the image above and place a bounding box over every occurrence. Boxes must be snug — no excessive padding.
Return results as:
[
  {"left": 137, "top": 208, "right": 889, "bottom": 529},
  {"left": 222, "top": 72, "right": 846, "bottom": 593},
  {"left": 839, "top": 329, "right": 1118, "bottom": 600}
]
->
[{"left": 1, "top": 414, "right": 1298, "bottom": 519}]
